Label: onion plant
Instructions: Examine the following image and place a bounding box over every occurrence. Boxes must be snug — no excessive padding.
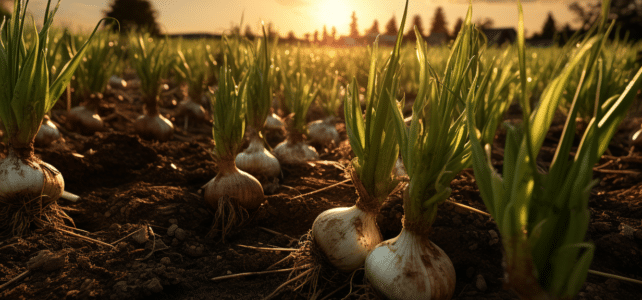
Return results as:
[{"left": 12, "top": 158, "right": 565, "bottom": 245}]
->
[
  {"left": 235, "top": 25, "right": 281, "bottom": 180},
  {"left": 364, "top": 6, "right": 489, "bottom": 299},
  {"left": 466, "top": 2, "right": 642, "bottom": 299},
  {"left": 306, "top": 70, "right": 342, "bottom": 147},
  {"left": 204, "top": 53, "right": 264, "bottom": 239},
  {"left": 67, "top": 28, "right": 121, "bottom": 134},
  {"left": 35, "top": 28, "right": 72, "bottom": 146},
  {"left": 310, "top": 6, "right": 408, "bottom": 271},
  {"left": 173, "top": 41, "right": 210, "bottom": 128},
  {"left": 0, "top": 0, "right": 103, "bottom": 236},
  {"left": 129, "top": 32, "right": 174, "bottom": 141},
  {"left": 273, "top": 56, "right": 319, "bottom": 164}
]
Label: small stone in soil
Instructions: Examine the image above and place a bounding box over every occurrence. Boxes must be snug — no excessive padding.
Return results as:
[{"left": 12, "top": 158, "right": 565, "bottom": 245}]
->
[
  {"left": 160, "top": 257, "right": 171, "bottom": 265},
  {"left": 175, "top": 228, "right": 187, "bottom": 240},
  {"left": 167, "top": 224, "right": 178, "bottom": 236},
  {"left": 146, "top": 278, "right": 163, "bottom": 293},
  {"left": 133, "top": 228, "right": 149, "bottom": 244},
  {"left": 475, "top": 274, "right": 487, "bottom": 291},
  {"left": 619, "top": 223, "right": 635, "bottom": 238}
]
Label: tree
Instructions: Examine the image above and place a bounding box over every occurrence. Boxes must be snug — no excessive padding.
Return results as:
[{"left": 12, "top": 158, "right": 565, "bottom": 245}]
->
[
  {"left": 405, "top": 15, "right": 425, "bottom": 41},
  {"left": 541, "top": 12, "right": 557, "bottom": 39},
  {"left": 350, "top": 11, "right": 359, "bottom": 38},
  {"left": 244, "top": 25, "right": 255, "bottom": 40},
  {"left": 429, "top": 7, "right": 448, "bottom": 36},
  {"left": 331, "top": 26, "right": 337, "bottom": 43},
  {"left": 385, "top": 15, "right": 398, "bottom": 36},
  {"left": 452, "top": 17, "right": 463, "bottom": 39},
  {"left": 304, "top": 33, "right": 311, "bottom": 43},
  {"left": 366, "top": 20, "right": 380, "bottom": 35},
  {"left": 569, "top": 0, "right": 642, "bottom": 40},
  {"left": 322, "top": 25, "right": 330, "bottom": 44},
  {"left": 103, "top": 0, "right": 160, "bottom": 35},
  {"left": 313, "top": 30, "right": 319, "bottom": 44},
  {"left": 286, "top": 31, "right": 297, "bottom": 42},
  {"left": 475, "top": 17, "right": 494, "bottom": 30},
  {"left": 568, "top": 1, "right": 601, "bottom": 31}
]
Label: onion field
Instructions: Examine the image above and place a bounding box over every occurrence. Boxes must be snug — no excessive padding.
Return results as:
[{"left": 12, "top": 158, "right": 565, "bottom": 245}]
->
[{"left": 1, "top": 0, "right": 642, "bottom": 299}]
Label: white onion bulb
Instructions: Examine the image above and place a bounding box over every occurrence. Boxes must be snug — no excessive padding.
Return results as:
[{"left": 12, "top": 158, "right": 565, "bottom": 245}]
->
[
  {"left": 134, "top": 113, "right": 174, "bottom": 142},
  {"left": 273, "top": 140, "right": 318, "bottom": 164},
  {"left": 265, "top": 113, "right": 284, "bottom": 130},
  {"left": 176, "top": 96, "right": 207, "bottom": 124},
  {"left": 204, "top": 165, "right": 265, "bottom": 210},
  {"left": 235, "top": 137, "right": 281, "bottom": 179},
  {"left": 311, "top": 205, "right": 382, "bottom": 272},
  {"left": 0, "top": 150, "right": 64, "bottom": 206},
  {"left": 35, "top": 116, "right": 62, "bottom": 147},
  {"left": 67, "top": 105, "right": 104, "bottom": 134},
  {"left": 365, "top": 228, "right": 456, "bottom": 300},
  {"left": 307, "top": 117, "right": 339, "bottom": 146}
]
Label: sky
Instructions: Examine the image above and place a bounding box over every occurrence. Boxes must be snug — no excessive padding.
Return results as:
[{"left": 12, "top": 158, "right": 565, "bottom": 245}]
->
[{"left": 12, "top": 0, "right": 581, "bottom": 37}]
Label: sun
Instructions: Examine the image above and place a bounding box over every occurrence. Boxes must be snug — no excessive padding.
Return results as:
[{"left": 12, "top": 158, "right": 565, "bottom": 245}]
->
[{"left": 312, "top": 0, "right": 352, "bottom": 31}]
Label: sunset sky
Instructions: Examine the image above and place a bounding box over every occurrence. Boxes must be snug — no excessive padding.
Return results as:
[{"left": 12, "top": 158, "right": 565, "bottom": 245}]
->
[{"left": 18, "top": 0, "right": 581, "bottom": 37}]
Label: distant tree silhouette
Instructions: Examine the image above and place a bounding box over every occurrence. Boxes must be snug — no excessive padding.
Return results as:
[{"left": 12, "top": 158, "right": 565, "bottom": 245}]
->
[
  {"left": 350, "top": 11, "right": 359, "bottom": 38},
  {"left": 541, "top": 12, "right": 557, "bottom": 39},
  {"left": 429, "top": 7, "right": 448, "bottom": 36},
  {"left": 286, "top": 31, "right": 297, "bottom": 42},
  {"left": 366, "top": 20, "right": 380, "bottom": 35},
  {"left": 322, "top": 25, "right": 329, "bottom": 44},
  {"left": 405, "top": 15, "right": 425, "bottom": 41},
  {"left": 103, "top": 0, "right": 160, "bottom": 35},
  {"left": 304, "top": 33, "right": 311, "bottom": 43},
  {"left": 452, "top": 17, "right": 463, "bottom": 39},
  {"left": 385, "top": 15, "right": 398, "bottom": 36},
  {"left": 244, "top": 25, "right": 255, "bottom": 40},
  {"left": 569, "top": 0, "right": 642, "bottom": 40},
  {"left": 475, "top": 18, "right": 494, "bottom": 30},
  {"left": 313, "top": 30, "right": 319, "bottom": 44},
  {"left": 331, "top": 26, "right": 337, "bottom": 42},
  {"left": 568, "top": 1, "right": 601, "bottom": 31}
]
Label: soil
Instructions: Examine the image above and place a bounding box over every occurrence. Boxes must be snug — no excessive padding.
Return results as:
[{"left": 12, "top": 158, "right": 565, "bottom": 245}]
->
[{"left": 1, "top": 85, "right": 642, "bottom": 300}]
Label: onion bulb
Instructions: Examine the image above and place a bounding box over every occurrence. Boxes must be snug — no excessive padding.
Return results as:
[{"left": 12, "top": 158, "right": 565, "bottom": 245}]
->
[
  {"left": 134, "top": 113, "right": 174, "bottom": 142},
  {"left": 365, "top": 228, "right": 456, "bottom": 300},
  {"left": 67, "top": 106, "right": 104, "bottom": 134},
  {"left": 265, "top": 113, "right": 284, "bottom": 130},
  {"left": 204, "top": 160, "right": 265, "bottom": 210},
  {"left": 0, "top": 149, "right": 64, "bottom": 207},
  {"left": 311, "top": 205, "right": 382, "bottom": 272},
  {"left": 273, "top": 139, "right": 318, "bottom": 164},
  {"left": 176, "top": 95, "right": 207, "bottom": 125},
  {"left": 235, "top": 137, "right": 281, "bottom": 179},
  {"left": 307, "top": 117, "right": 339, "bottom": 146},
  {"left": 35, "top": 115, "right": 62, "bottom": 147}
]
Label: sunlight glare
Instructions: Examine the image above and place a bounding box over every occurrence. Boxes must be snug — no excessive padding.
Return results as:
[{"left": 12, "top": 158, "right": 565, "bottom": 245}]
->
[{"left": 313, "top": 0, "right": 351, "bottom": 31}]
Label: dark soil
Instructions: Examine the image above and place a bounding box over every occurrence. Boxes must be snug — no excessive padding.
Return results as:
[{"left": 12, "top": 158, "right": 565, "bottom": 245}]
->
[{"left": 1, "top": 86, "right": 642, "bottom": 300}]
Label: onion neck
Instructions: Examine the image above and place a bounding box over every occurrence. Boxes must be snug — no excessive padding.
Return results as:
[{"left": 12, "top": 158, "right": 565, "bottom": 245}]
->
[
  {"left": 8, "top": 138, "right": 35, "bottom": 161},
  {"left": 287, "top": 128, "right": 306, "bottom": 144},
  {"left": 143, "top": 95, "right": 160, "bottom": 116},
  {"left": 350, "top": 167, "right": 382, "bottom": 214},
  {"left": 402, "top": 185, "right": 438, "bottom": 238},
  {"left": 217, "top": 159, "right": 239, "bottom": 176}
]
